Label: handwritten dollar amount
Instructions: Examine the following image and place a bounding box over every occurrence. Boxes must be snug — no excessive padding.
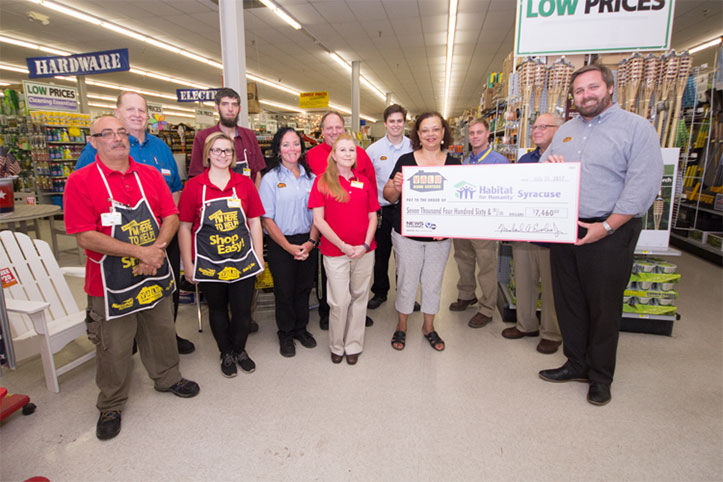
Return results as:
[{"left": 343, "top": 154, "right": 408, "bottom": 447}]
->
[{"left": 525, "top": 208, "right": 566, "bottom": 218}]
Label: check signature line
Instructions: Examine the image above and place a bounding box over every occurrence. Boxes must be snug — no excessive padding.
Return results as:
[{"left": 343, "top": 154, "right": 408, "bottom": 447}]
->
[{"left": 495, "top": 222, "right": 565, "bottom": 238}]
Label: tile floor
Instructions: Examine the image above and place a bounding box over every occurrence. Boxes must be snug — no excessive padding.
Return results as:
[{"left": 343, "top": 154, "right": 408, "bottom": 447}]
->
[{"left": 0, "top": 232, "right": 721, "bottom": 481}]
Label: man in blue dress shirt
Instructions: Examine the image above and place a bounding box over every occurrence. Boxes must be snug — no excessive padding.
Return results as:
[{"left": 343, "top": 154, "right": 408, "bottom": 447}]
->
[
  {"left": 450, "top": 118, "right": 509, "bottom": 329},
  {"left": 75, "top": 92, "right": 194, "bottom": 355},
  {"left": 538, "top": 64, "right": 663, "bottom": 406}
]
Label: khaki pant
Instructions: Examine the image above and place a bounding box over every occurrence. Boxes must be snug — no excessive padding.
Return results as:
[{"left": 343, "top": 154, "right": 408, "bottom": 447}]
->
[
  {"left": 512, "top": 242, "right": 561, "bottom": 342},
  {"left": 452, "top": 238, "right": 499, "bottom": 317},
  {"left": 323, "top": 251, "right": 374, "bottom": 356},
  {"left": 86, "top": 295, "right": 181, "bottom": 412}
]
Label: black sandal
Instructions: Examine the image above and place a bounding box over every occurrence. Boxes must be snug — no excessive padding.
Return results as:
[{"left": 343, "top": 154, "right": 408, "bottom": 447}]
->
[
  {"left": 391, "top": 330, "right": 406, "bottom": 351},
  {"left": 424, "top": 330, "right": 445, "bottom": 351}
]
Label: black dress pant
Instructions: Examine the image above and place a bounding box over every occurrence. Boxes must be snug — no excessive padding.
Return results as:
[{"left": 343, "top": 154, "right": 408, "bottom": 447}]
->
[
  {"left": 371, "top": 206, "right": 394, "bottom": 297},
  {"left": 267, "top": 234, "right": 317, "bottom": 340},
  {"left": 166, "top": 233, "right": 181, "bottom": 321},
  {"left": 318, "top": 258, "right": 329, "bottom": 318},
  {"left": 550, "top": 218, "right": 642, "bottom": 385},
  {"left": 199, "top": 277, "right": 254, "bottom": 355}
]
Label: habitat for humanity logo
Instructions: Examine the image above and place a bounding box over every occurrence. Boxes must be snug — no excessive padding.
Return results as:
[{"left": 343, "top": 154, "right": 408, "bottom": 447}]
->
[
  {"left": 455, "top": 181, "right": 476, "bottom": 200},
  {"left": 408, "top": 170, "right": 446, "bottom": 192}
]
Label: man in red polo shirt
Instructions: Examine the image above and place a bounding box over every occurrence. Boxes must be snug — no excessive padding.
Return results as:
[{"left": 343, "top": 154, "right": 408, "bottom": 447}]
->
[
  {"left": 306, "top": 111, "right": 378, "bottom": 330},
  {"left": 188, "top": 88, "right": 266, "bottom": 186},
  {"left": 64, "top": 116, "right": 200, "bottom": 441}
]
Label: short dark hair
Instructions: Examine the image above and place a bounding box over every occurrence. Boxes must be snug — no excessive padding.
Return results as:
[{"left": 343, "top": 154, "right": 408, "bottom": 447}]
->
[
  {"left": 320, "top": 110, "right": 344, "bottom": 129},
  {"left": 569, "top": 64, "right": 615, "bottom": 93},
  {"left": 410, "top": 112, "right": 453, "bottom": 151},
  {"left": 266, "top": 127, "right": 312, "bottom": 178},
  {"left": 214, "top": 88, "right": 241, "bottom": 105},
  {"left": 383, "top": 104, "right": 407, "bottom": 122},
  {"left": 468, "top": 117, "right": 489, "bottom": 130}
]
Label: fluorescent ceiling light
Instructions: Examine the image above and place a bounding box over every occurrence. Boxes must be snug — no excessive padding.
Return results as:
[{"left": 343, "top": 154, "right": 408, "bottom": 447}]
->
[
  {"left": 329, "top": 52, "right": 387, "bottom": 101},
  {"left": 40, "top": 0, "right": 101, "bottom": 25},
  {"left": 0, "top": 63, "right": 29, "bottom": 73},
  {"left": 87, "top": 102, "right": 114, "bottom": 109},
  {"left": 329, "top": 52, "right": 352, "bottom": 73},
  {"left": 689, "top": 37, "right": 722, "bottom": 54},
  {"left": 259, "top": 99, "right": 305, "bottom": 113},
  {"left": 442, "top": 0, "right": 458, "bottom": 118},
  {"left": 0, "top": 34, "right": 70, "bottom": 55},
  {"left": 257, "top": 0, "right": 302, "bottom": 30},
  {"left": 246, "top": 72, "right": 300, "bottom": 96}
]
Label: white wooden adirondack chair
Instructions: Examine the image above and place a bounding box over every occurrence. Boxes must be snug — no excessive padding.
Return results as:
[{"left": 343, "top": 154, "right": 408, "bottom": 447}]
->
[{"left": 0, "top": 230, "right": 94, "bottom": 392}]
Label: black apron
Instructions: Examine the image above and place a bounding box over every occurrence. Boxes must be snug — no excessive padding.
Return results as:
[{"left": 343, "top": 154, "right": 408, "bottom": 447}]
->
[
  {"left": 193, "top": 184, "right": 262, "bottom": 283},
  {"left": 94, "top": 164, "right": 175, "bottom": 320}
]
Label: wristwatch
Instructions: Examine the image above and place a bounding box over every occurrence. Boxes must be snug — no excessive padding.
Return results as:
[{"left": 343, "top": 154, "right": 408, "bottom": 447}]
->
[
  {"left": 602, "top": 221, "right": 614, "bottom": 235},
  {"left": 307, "top": 238, "right": 319, "bottom": 247}
]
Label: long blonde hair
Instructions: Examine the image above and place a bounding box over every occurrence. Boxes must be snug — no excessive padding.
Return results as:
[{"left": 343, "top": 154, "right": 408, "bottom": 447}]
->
[{"left": 318, "top": 133, "right": 356, "bottom": 203}]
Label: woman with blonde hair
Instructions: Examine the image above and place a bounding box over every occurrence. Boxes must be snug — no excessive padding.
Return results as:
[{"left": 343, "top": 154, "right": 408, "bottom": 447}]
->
[
  {"left": 178, "top": 131, "right": 265, "bottom": 377},
  {"left": 308, "top": 133, "right": 379, "bottom": 365}
]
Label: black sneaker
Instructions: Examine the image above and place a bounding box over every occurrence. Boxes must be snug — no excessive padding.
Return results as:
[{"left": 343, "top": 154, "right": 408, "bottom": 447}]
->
[
  {"left": 279, "top": 337, "right": 296, "bottom": 358},
  {"left": 236, "top": 350, "right": 256, "bottom": 373},
  {"left": 319, "top": 315, "right": 329, "bottom": 330},
  {"left": 220, "top": 352, "right": 237, "bottom": 377},
  {"left": 156, "top": 378, "right": 200, "bottom": 398},
  {"left": 367, "top": 294, "right": 387, "bottom": 309},
  {"left": 249, "top": 320, "right": 259, "bottom": 333},
  {"left": 293, "top": 330, "right": 317, "bottom": 349},
  {"left": 176, "top": 335, "right": 195, "bottom": 354},
  {"left": 365, "top": 316, "right": 374, "bottom": 327},
  {"left": 96, "top": 410, "right": 121, "bottom": 440}
]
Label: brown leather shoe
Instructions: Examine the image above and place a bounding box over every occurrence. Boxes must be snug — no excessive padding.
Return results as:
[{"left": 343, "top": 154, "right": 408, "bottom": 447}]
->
[
  {"left": 346, "top": 353, "right": 359, "bottom": 365},
  {"left": 536, "top": 339, "right": 562, "bottom": 354},
  {"left": 330, "top": 353, "right": 343, "bottom": 364},
  {"left": 501, "top": 326, "right": 540, "bottom": 339},
  {"left": 468, "top": 312, "right": 492, "bottom": 328},
  {"left": 449, "top": 297, "right": 478, "bottom": 311}
]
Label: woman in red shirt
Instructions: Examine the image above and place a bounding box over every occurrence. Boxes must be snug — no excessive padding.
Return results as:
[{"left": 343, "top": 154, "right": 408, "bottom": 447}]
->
[
  {"left": 178, "top": 132, "right": 265, "bottom": 377},
  {"left": 308, "top": 134, "right": 379, "bottom": 365}
]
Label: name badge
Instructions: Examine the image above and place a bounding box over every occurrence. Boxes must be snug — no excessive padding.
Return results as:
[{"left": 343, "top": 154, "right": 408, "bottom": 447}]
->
[
  {"left": 350, "top": 180, "right": 364, "bottom": 189},
  {"left": 277, "top": 182, "right": 287, "bottom": 188},
  {"left": 227, "top": 198, "right": 241, "bottom": 208},
  {"left": 161, "top": 168, "right": 171, "bottom": 176},
  {"left": 243, "top": 168, "right": 251, "bottom": 177},
  {"left": 101, "top": 211, "right": 122, "bottom": 226}
]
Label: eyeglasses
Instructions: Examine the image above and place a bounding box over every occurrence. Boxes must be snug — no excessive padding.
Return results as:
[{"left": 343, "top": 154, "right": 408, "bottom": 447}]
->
[
  {"left": 209, "top": 147, "right": 233, "bottom": 157},
  {"left": 90, "top": 128, "right": 129, "bottom": 139},
  {"left": 531, "top": 124, "right": 556, "bottom": 131}
]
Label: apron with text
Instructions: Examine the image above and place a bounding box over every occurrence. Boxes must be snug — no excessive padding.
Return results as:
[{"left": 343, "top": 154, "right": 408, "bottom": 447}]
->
[
  {"left": 93, "top": 164, "right": 175, "bottom": 320},
  {"left": 193, "top": 185, "right": 262, "bottom": 283}
]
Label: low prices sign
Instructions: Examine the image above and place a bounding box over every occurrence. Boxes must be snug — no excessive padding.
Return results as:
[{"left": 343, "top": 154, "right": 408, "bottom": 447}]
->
[
  {"left": 299, "top": 91, "right": 329, "bottom": 109},
  {"left": 22, "top": 80, "right": 78, "bottom": 112},
  {"left": 515, "top": 0, "right": 676, "bottom": 55},
  {"left": 1, "top": 267, "right": 18, "bottom": 288}
]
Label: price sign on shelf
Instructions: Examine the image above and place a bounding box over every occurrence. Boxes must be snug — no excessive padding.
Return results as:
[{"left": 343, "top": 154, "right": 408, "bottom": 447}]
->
[{"left": 1, "top": 267, "right": 18, "bottom": 288}]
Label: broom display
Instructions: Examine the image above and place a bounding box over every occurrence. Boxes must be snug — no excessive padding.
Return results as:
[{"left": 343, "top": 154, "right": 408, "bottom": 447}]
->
[
  {"left": 533, "top": 59, "right": 547, "bottom": 116},
  {"left": 656, "top": 52, "right": 680, "bottom": 144},
  {"left": 518, "top": 58, "right": 535, "bottom": 148},
  {"left": 625, "top": 53, "right": 644, "bottom": 113}
]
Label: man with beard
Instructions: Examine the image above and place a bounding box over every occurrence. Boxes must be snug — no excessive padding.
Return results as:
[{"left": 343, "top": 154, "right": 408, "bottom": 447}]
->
[
  {"left": 188, "top": 88, "right": 266, "bottom": 186},
  {"left": 76, "top": 91, "right": 194, "bottom": 355},
  {"left": 539, "top": 64, "right": 662, "bottom": 406}
]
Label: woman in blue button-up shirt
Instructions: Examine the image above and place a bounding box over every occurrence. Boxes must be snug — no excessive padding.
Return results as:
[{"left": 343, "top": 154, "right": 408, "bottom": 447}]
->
[{"left": 259, "top": 127, "right": 320, "bottom": 358}]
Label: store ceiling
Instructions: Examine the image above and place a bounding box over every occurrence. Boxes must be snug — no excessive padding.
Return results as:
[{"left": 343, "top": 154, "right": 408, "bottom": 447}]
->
[{"left": 0, "top": 0, "right": 721, "bottom": 120}]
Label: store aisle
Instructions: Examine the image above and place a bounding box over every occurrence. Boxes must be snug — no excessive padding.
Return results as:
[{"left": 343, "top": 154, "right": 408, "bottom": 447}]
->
[{"left": 0, "top": 236, "right": 721, "bottom": 481}]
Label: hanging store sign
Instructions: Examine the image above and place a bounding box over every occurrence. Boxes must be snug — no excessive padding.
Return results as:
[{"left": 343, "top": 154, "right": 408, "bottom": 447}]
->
[
  {"left": 195, "top": 108, "right": 215, "bottom": 126},
  {"left": 26, "top": 48, "right": 130, "bottom": 78},
  {"left": 177, "top": 89, "right": 220, "bottom": 102},
  {"left": 299, "top": 92, "right": 329, "bottom": 109},
  {"left": 515, "top": 0, "right": 676, "bottom": 55},
  {"left": 22, "top": 80, "right": 78, "bottom": 112}
]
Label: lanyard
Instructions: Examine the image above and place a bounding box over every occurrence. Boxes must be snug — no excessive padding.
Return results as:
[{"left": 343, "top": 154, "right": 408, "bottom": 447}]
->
[{"left": 471, "top": 146, "right": 492, "bottom": 164}]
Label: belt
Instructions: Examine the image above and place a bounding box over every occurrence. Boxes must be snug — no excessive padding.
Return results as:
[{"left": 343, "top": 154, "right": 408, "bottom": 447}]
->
[{"left": 579, "top": 216, "right": 608, "bottom": 223}]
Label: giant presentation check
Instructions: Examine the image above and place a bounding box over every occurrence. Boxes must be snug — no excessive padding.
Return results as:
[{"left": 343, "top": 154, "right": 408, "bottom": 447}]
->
[{"left": 401, "top": 163, "right": 581, "bottom": 243}]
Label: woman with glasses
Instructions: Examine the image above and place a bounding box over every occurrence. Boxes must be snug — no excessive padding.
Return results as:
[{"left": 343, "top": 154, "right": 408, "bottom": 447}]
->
[
  {"left": 308, "top": 134, "right": 379, "bottom": 365},
  {"left": 178, "top": 132, "right": 265, "bottom": 377},
  {"left": 258, "top": 127, "right": 319, "bottom": 358},
  {"left": 383, "top": 112, "right": 461, "bottom": 352}
]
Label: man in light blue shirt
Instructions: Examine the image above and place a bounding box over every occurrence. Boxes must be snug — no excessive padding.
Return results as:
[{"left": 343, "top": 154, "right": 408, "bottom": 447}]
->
[
  {"left": 365, "top": 104, "right": 412, "bottom": 310},
  {"left": 450, "top": 118, "right": 509, "bottom": 329},
  {"left": 75, "top": 92, "right": 192, "bottom": 355},
  {"left": 538, "top": 64, "right": 662, "bottom": 406}
]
